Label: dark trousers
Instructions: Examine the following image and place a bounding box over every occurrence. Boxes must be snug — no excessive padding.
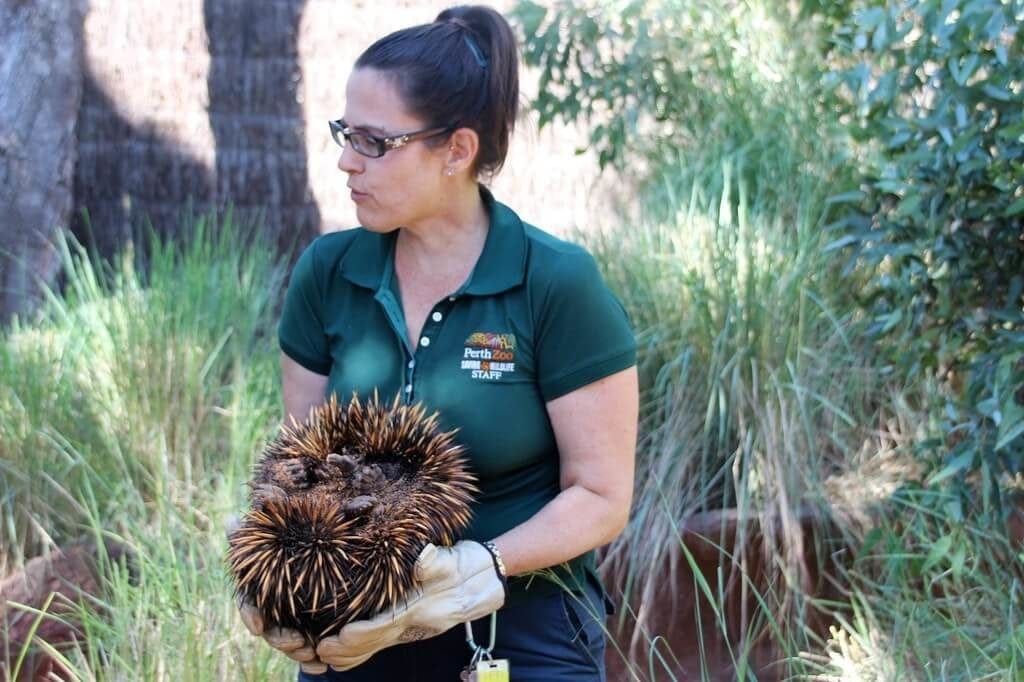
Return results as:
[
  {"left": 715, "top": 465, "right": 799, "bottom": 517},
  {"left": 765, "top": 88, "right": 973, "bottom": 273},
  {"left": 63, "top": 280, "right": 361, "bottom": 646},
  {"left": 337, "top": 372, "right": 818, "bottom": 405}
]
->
[{"left": 298, "top": 572, "right": 611, "bottom": 682}]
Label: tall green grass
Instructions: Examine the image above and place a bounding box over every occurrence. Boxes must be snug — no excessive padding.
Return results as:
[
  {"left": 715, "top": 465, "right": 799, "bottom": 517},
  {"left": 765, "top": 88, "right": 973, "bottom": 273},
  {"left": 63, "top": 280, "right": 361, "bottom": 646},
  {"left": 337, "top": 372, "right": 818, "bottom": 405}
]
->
[
  {"left": 0, "top": 214, "right": 284, "bottom": 567},
  {"left": 806, "top": 488, "right": 1024, "bottom": 680},
  {"left": 0, "top": 214, "right": 292, "bottom": 678},
  {"left": 580, "top": 165, "right": 911, "bottom": 678},
  {"left": 578, "top": 161, "right": 1023, "bottom": 678},
  {"left": 590, "top": 164, "right": 875, "bottom": 540}
]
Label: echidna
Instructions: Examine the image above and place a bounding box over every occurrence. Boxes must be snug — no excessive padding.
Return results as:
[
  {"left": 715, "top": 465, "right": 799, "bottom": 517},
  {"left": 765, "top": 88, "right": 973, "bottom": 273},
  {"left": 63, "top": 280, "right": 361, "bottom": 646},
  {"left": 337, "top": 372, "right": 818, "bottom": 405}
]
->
[{"left": 227, "top": 392, "right": 477, "bottom": 640}]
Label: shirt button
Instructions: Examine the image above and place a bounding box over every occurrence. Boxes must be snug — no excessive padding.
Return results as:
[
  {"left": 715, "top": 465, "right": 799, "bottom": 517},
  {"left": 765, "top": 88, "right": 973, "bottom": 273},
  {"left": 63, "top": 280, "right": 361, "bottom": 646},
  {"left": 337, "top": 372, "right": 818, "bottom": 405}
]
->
[
  {"left": 448, "top": 296, "right": 456, "bottom": 302},
  {"left": 420, "top": 336, "right": 430, "bottom": 347},
  {"left": 404, "top": 384, "right": 412, "bottom": 393},
  {"left": 408, "top": 360, "right": 415, "bottom": 369},
  {"left": 431, "top": 311, "right": 443, "bottom": 322}
]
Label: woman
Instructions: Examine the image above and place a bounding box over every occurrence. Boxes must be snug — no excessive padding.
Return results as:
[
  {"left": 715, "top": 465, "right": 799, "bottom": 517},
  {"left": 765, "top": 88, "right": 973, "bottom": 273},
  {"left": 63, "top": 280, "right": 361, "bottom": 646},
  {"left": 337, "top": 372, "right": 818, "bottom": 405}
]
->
[{"left": 241, "top": 5, "right": 638, "bottom": 680}]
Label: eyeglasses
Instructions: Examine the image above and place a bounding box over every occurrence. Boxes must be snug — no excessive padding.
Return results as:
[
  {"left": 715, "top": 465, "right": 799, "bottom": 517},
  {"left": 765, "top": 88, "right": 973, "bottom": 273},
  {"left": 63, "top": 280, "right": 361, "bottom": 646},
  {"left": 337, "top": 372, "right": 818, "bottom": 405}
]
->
[{"left": 329, "top": 119, "right": 454, "bottom": 158}]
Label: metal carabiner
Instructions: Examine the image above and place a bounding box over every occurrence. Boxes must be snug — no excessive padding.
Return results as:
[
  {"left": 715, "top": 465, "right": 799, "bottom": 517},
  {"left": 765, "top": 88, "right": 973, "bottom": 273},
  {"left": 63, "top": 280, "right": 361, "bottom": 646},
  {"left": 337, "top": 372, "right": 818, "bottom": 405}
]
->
[{"left": 464, "top": 612, "right": 497, "bottom": 657}]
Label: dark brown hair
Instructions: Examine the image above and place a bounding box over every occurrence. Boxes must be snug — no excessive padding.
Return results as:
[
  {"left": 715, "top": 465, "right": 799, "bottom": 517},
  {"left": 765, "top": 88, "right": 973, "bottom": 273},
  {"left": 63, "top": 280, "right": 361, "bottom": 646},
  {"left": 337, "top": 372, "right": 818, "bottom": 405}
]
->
[{"left": 354, "top": 5, "right": 519, "bottom": 177}]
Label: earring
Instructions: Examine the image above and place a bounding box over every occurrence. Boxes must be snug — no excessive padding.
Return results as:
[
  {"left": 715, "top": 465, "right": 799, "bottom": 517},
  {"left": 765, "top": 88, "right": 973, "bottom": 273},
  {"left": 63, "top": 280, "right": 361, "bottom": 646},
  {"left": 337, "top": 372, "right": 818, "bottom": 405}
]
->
[{"left": 446, "top": 168, "right": 454, "bottom": 176}]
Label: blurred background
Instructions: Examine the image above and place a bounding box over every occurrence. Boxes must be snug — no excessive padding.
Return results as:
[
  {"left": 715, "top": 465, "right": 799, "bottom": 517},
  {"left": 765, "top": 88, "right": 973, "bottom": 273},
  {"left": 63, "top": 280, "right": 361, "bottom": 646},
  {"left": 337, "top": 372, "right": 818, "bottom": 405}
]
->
[
  {"left": 0, "top": 0, "right": 610, "bottom": 324},
  {"left": 1, "top": 0, "right": 1022, "bottom": 680}
]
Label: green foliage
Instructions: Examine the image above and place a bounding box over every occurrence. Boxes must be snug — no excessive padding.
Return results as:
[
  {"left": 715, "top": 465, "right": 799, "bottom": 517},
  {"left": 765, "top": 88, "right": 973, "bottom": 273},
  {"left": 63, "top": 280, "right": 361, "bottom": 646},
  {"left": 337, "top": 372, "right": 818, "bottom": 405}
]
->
[
  {"left": 0, "top": 213, "right": 291, "bottom": 677},
  {"left": 511, "top": 0, "right": 846, "bottom": 215},
  {"left": 827, "top": 0, "right": 1024, "bottom": 497},
  {"left": 69, "top": 496, "right": 293, "bottom": 680},
  {"left": 515, "top": 1, "right": 1023, "bottom": 673},
  {"left": 0, "top": 213, "right": 285, "bottom": 567},
  {"left": 580, "top": 168, "right": 883, "bottom": 674},
  {"left": 811, "top": 487, "right": 1024, "bottom": 680}
]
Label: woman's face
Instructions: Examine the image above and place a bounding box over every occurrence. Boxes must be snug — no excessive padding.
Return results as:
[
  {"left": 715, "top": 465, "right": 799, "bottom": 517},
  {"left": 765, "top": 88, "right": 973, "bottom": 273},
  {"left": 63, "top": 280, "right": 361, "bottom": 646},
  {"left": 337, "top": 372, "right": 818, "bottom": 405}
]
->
[{"left": 337, "top": 68, "right": 450, "bottom": 233}]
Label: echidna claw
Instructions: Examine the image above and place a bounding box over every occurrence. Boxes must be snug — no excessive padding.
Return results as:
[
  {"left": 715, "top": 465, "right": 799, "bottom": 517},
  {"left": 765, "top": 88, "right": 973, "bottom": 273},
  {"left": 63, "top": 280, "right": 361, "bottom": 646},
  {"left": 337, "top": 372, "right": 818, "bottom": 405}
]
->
[
  {"left": 253, "top": 484, "right": 287, "bottom": 505},
  {"left": 327, "top": 452, "right": 358, "bottom": 473},
  {"left": 343, "top": 495, "right": 378, "bottom": 515},
  {"left": 283, "top": 459, "right": 311, "bottom": 487}
]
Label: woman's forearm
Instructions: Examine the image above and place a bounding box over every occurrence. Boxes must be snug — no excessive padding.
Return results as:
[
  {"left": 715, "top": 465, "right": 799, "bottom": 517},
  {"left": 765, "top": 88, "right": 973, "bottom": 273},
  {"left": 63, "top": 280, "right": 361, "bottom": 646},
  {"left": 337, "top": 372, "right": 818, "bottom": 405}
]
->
[
  {"left": 492, "top": 368, "right": 639, "bottom": 577},
  {"left": 490, "top": 484, "right": 629, "bottom": 577}
]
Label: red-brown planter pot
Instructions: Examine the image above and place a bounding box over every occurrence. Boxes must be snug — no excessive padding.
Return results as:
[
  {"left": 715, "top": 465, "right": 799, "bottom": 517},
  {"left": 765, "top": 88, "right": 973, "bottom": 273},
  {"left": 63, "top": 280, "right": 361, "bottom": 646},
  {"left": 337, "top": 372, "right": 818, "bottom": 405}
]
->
[
  {"left": 602, "top": 509, "right": 845, "bottom": 682},
  {"left": 1, "top": 540, "right": 132, "bottom": 681}
]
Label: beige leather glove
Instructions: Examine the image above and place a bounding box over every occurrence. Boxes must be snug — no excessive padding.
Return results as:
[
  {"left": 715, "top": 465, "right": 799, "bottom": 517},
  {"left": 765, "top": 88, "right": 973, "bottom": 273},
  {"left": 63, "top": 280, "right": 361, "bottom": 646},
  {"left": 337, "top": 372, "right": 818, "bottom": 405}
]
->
[
  {"left": 238, "top": 601, "right": 329, "bottom": 675},
  {"left": 315, "top": 541, "right": 507, "bottom": 671}
]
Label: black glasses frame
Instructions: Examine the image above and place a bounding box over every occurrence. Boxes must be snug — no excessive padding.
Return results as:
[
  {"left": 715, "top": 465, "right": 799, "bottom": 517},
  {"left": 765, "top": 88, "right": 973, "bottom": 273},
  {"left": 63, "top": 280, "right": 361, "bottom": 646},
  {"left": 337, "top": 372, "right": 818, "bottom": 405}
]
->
[{"left": 329, "top": 119, "right": 454, "bottom": 158}]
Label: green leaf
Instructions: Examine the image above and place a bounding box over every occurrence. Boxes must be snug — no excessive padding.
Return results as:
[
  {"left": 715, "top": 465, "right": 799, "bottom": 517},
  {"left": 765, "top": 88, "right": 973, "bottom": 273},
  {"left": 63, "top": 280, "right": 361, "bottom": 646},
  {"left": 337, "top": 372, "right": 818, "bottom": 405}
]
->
[
  {"left": 826, "top": 190, "right": 866, "bottom": 205},
  {"left": 949, "top": 56, "right": 963, "bottom": 86},
  {"left": 950, "top": 131, "right": 979, "bottom": 156},
  {"left": 944, "top": 497, "right": 964, "bottom": 523},
  {"left": 823, "top": 234, "right": 862, "bottom": 252},
  {"left": 923, "top": 534, "right": 954, "bottom": 572},
  {"left": 896, "top": 193, "right": 922, "bottom": 218},
  {"left": 996, "top": 417, "right": 1024, "bottom": 451},
  {"left": 878, "top": 309, "right": 903, "bottom": 333},
  {"left": 997, "top": 379, "right": 1024, "bottom": 449},
  {"left": 861, "top": 527, "right": 885, "bottom": 555},
  {"left": 949, "top": 54, "right": 980, "bottom": 86},
  {"left": 858, "top": 7, "right": 886, "bottom": 31},
  {"left": 982, "top": 84, "right": 1012, "bottom": 101},
  {"left": 978, "top": 397, "right": 999, "bottom": 418},
  {"left": 928, "top": 450, "right": 975, "bottom": 485},
  {"left": 513, "top": 0, "right": 548, "bottom": 37},
  {"left": 1005, "top": 196, "right": 1024, "bottom": 217},
  {"left": 871, "top": 20, "right": 889, "bottom": 51},
  {"left": 950, "top": 543, "right": 966, "bottom": 578},
  {"left": 889, "top": 130, "right": 912, "bottom": 148},
  {"left": 876, "top": 179, "right": 909, "bottom": 193}
]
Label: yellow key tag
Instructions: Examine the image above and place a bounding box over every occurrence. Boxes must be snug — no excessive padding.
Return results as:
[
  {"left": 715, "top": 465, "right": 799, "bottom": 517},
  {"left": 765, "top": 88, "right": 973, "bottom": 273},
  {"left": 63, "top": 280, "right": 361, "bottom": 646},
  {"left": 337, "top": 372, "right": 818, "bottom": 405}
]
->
[{"left": 471, "top": 659, "right": 510, "bottom": 682}]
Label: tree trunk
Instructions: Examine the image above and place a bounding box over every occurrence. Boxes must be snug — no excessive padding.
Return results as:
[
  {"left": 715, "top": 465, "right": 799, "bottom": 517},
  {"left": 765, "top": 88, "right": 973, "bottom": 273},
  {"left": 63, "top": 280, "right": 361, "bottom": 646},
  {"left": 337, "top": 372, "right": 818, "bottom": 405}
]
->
[
  {"left": 73, "top": 0, "right": 320, "bottom": 262},
  {"left": 0, "top": 0, "right": 87, "bottom": 326}
]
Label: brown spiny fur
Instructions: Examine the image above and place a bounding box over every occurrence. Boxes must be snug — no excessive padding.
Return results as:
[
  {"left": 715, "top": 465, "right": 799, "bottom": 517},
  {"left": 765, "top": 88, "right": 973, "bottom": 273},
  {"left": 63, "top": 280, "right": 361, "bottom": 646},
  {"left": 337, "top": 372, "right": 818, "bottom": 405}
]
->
[{"left": 226, "top": 393, "right": 477, "bottom": 640}]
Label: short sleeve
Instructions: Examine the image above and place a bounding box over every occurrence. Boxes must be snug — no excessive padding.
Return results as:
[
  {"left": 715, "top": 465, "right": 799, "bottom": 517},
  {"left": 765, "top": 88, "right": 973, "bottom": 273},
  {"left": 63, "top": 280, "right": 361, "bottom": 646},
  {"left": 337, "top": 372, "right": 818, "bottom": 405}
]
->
[
  {"left": 535, "top": 250, "right": 637, "bottom": 401},
  {"left": 278, "top": 239, "right": 331, "bottom": 375}
]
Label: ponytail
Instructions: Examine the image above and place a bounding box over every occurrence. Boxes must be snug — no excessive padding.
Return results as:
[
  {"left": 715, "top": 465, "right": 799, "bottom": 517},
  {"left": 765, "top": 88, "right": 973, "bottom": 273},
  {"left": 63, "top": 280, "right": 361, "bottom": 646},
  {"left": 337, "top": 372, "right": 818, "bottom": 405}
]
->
[{"left": 354, "top": 5, "right": 519, "bottom": 177}]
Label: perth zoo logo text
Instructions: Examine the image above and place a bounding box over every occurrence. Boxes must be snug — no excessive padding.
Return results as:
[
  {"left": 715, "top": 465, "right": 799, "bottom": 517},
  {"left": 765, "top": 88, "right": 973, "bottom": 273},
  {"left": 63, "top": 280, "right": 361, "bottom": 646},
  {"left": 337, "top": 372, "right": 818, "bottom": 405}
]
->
[{"left": 460, "top": 332, "right": 516, "bottom": 381}]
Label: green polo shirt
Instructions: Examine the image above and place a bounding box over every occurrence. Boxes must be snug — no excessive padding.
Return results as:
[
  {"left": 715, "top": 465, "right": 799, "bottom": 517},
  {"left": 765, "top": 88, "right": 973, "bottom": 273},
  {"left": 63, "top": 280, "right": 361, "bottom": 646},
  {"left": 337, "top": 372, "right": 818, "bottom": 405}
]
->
[{"left": 278, "top": 186, "right": 636, "bottom": 603}]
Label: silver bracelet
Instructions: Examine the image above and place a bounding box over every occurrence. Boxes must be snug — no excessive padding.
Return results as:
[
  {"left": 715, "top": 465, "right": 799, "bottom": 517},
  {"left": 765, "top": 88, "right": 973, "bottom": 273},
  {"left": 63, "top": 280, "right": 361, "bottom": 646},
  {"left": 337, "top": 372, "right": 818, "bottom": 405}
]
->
[{"left": 481, "top": 540, "right": 507, "bottom": 579}]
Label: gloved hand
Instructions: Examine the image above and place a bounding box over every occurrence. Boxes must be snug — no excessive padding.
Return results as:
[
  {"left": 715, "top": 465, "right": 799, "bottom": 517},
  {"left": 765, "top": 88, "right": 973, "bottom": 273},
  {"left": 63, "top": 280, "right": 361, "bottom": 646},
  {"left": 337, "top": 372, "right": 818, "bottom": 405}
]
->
[
  {"left": 238, "top": 601, "right": 328, "bottom": 675},
  {"left": 315, "top": 541, "right": 507, "bottom": 671}
]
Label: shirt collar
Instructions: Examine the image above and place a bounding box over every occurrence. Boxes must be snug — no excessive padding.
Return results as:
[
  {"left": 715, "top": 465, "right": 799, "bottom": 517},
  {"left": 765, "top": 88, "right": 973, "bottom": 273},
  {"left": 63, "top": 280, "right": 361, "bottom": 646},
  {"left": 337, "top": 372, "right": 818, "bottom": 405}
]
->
[{"left": 339, "top": 185, "right": 527, "bottom": 296}]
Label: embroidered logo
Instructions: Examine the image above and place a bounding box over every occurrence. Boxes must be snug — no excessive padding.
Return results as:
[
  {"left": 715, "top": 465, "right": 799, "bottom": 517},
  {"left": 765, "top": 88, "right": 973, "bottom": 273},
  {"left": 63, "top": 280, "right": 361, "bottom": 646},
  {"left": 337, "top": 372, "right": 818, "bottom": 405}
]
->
[{"left": 461, "top": 332, "right": 516, "bottom": 381}]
